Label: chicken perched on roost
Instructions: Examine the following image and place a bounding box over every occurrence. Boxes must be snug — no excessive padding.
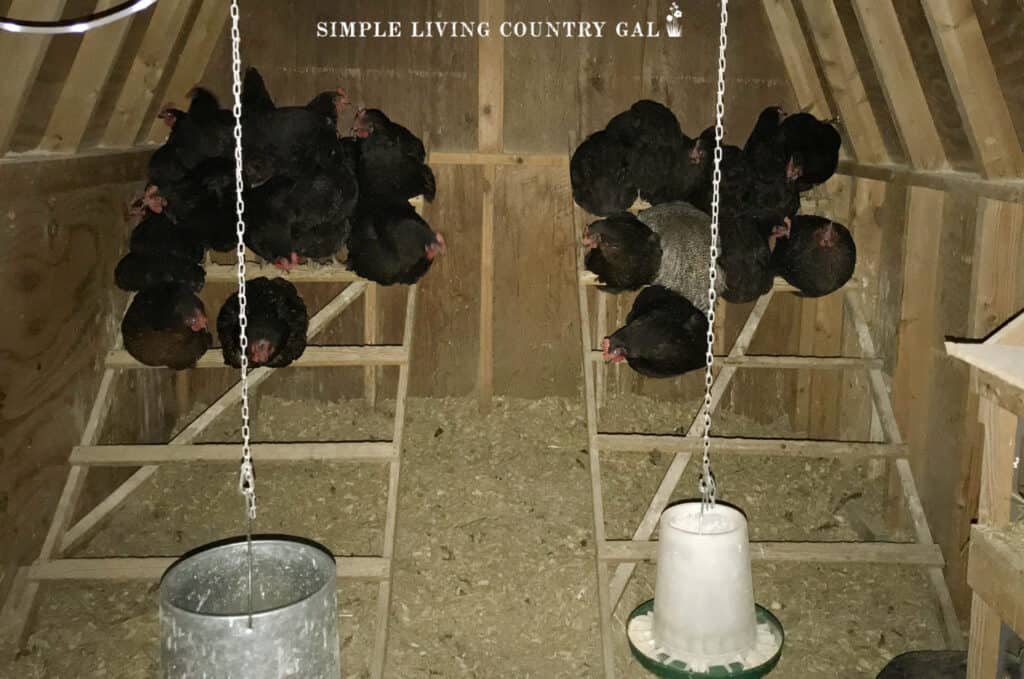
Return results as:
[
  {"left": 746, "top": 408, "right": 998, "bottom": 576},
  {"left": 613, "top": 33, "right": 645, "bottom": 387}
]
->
[
  {"left": 351, "top": 107, "right": 436, "bottom": 204},
  {"left": 121, "top": 283, "right": 212, "bottom": 370},
  {"left": 217, "top": 277, "right": 309, "bottom": 369},
  {"left": 347, "top": 201, "right": 446, "bottom": 286}
]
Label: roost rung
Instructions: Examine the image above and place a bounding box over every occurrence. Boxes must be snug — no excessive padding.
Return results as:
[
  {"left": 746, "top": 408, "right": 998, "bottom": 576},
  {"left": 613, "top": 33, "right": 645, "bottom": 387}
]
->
[
  {"left": 70, "top": 441, "right": 396, "bottom": 465},
  {"left": 28, "top": 556, "right": 390, "bottom": 581},
  {"left": 105, "top": 345, "right": 409, "bottom": 369},
  {"left": 596, "top": 434, "right": 907, "bottom": 458},
  {"left": 585, "top": 350, "right": 881, "bottom": 369},
  {"left": 598, "top": 539, "right": 945, "bottom": 567}
]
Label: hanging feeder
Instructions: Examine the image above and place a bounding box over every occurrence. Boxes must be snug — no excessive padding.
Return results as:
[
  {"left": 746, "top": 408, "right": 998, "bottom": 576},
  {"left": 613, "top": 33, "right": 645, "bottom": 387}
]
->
[
  {"left": 625, "top": 503, "right": 783, "bottom": 678},
  {"left": 160, "top": 538, "right": 341, "bottom": 679},
  {"left": 626, "top": 2, "right": 783, "bottom": 676}
]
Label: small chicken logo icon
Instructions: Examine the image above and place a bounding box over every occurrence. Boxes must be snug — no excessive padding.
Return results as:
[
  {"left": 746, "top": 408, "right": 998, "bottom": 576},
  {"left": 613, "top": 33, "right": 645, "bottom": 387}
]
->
[{"left": 665, "top": 2, "right": 683, "bottom": 37}]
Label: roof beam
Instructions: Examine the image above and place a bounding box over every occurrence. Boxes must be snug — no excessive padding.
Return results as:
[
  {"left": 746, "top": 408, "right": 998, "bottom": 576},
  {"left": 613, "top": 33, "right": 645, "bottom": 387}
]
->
[
  {"left": 851, "top": 0, "right": 946, "bottom": 170},
  {"left": 142, "top": 1, "right": 229, "bottom": 144},
  {"left": 799, "top": 0, "right": 888, "bottom": 164},
  {"left": 921, "top": 0, "right": 1024, "bottom": 178},
  {"left": 0, "top": 0, "right": 69, "bottom": 154},
  {"left": 39, "top": 0, "right": 135, "bottom": 153},
  {"left": 761, "top": 0, "right": 833, "bottom": 118},
  {"left": 100, "top": 0, "right": 196, "bottom": 148}
]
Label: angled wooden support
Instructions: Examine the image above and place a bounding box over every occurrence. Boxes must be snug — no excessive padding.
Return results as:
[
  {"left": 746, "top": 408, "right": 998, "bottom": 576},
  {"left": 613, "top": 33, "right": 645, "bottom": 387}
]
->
[{"left": 922, "top": 0, "right": 1024, "bottom": 178}]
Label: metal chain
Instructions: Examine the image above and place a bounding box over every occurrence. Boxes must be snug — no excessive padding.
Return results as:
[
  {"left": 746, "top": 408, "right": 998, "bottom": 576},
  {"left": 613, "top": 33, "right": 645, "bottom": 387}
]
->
[
  {"left": 700, "top": 0, "right": 729, "bottom": 513},
  {"left": 229, "top": 1, "right": 255, "bottom": 523}
]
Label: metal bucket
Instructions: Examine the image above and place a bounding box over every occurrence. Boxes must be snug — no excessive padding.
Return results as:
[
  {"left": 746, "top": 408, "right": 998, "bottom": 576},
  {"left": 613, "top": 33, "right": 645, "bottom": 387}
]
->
[{"left": 160, "top": 538, "right": 340, "bottom": 679}]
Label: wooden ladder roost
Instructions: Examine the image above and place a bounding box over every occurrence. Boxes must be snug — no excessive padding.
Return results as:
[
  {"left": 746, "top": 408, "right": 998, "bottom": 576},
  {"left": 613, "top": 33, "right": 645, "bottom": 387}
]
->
[
  {"left": 0, "top": 198, "right": 427, "bottom": 679},
  {"left": 569, "top": 185, "right": 963, "bottom": 678}
]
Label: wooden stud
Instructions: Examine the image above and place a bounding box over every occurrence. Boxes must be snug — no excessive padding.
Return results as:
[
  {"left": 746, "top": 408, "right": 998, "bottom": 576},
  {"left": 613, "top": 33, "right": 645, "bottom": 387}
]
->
[
  {"left": 851, "top": 0, "right": 947, "bottom": 170},
  {"left": 969, "top": 200, "right": 1024, "bottom": 338},
  {"left": 478, "top": 164, "right": 496, "bottom": 411},
  {"left": 922, "top": 0, "right": 1024, "bottom": 178},
  {"left": 967, "top": 594, "right": 1004, "bottom": 679},
  {"left": 0, "top": 0, "right": 69, "bottom": 154},
  {"left": 799, "top": 0, "right": 888, "bottom": 164},
  {"left": 477, "top": 0, "right": 504, "bottom": 154},
  {"left": 761, "top": 0, "right": 833, "bottom": 118},
  {"left": 892, "top": 187, "right": 946, "bottom": 473},
  {"left": 100, "top": 0, "right": 196, "bottom": 147},
  {"left": 39, "top": 0, "right": 135, "bottom": 153},
  {"left": 142, "top": 1, "right": 230, "bottom": 143},
  {"left": 364, "top": 283, "right": 379, "bottom": 407}
]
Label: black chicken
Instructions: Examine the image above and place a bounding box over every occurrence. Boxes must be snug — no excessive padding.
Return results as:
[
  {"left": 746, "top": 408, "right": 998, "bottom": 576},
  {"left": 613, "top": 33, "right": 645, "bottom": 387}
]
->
[
  {"left": 217, "top": 277, "right": 309, "bottom": 368},
  {"left": 602, "top": 285, "right": 709, "bottom": 378},
  {"left": 770, "top": 215, "right": 856, "bottom": 297},
  {"left": 346, "top": 201, "right": 445, "bottom": 285},
  {"left": 743, "top": 106, "right": 841, "bottom": 190},
  {"left": 121, "top": 283, "right": 212, "bottom": 369},
  {"left": 241, "top": 67, "right": 347, "bottom": 185},
  {"left": 352, "top": 108, "right": 436, "bottom": 204},
  {"left": 114, "top": 213, "right": 206, "bottom": 293},
  {"left": 570, "top": 130, "right": 636, "bottom": 216}
]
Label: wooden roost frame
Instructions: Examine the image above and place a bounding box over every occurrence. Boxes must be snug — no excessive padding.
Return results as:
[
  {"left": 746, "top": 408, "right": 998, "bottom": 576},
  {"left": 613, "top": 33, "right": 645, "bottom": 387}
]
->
[
  {"left": 0, "top": 225, "right": 423, "bottom": 679},
  {"left": 572, "top": 195, "right": 962, "bottom": 677}
]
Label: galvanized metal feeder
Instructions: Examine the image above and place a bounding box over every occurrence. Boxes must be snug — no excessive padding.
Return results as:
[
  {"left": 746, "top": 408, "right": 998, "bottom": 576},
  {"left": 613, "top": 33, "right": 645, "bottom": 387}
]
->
[
  {"left": 159, "top": 3, "right": 341, "bottom": 677},
  {"left": 160, "top": 539, "right": 340, "bottom": 679}
]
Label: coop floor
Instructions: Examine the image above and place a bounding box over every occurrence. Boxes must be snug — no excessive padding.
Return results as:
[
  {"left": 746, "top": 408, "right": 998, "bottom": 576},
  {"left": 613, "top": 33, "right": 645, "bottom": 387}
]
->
[{"left": 0, "top": 396, "right": 946, "bottom": 678}]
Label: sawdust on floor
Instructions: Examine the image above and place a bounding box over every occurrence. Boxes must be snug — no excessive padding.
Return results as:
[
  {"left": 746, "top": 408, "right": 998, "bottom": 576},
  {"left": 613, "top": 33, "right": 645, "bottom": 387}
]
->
[{"left": 0, "top": 395, "right": 947, "bottom": 678}]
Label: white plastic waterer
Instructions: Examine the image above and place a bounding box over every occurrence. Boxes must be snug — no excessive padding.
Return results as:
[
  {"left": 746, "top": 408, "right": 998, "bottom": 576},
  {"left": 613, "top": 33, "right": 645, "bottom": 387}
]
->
[{"left": 653, "top": 502, "right": 756, "bottom": 661}]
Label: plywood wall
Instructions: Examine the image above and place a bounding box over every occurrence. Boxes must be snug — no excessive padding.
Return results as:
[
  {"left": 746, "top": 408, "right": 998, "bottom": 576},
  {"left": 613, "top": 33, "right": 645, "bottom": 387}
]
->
[{"left": 0, "top": 152, "right": 149, "bottom": 605}]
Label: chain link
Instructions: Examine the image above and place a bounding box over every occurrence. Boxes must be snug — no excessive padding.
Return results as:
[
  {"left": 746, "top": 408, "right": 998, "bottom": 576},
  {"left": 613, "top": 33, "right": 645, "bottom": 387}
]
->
[
  {"left": 700, "top": 0, "right": 729, "bottom": 513},
  {"left": 229, "top": 1, "right": 255, "bottom": 522}
]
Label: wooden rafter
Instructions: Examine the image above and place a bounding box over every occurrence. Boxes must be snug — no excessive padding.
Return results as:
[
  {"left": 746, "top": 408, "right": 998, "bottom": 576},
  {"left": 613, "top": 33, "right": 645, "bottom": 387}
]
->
[
  {"left": 0, "top": 0, "right": 69, "bottom": 154},
  {"left": 38, "top": 0, "right": 135, "bottom": 152},
  {"left": 850, "top": 0, "right": 946, "bottom": 170},
  {"left": 799, "top": 0, "right": 888, "bottom": 164},
  {"left": 142, "top": 1, "right": 229, "bottom": 144},
  {"left": 761, "top": 0, "right": 833, "bottom": 118},
  {"left": 100, "top": 0, "right": 196, "bottom": 148},
  {"left": 921, "top": 0, "right": 1024, "bottom": 178}
]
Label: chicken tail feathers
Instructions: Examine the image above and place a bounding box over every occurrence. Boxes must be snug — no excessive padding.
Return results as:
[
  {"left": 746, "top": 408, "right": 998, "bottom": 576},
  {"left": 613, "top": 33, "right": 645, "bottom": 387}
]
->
[
  {"left": 421, "top": 164, "right": 437, "bottom": 202},
  {"left": 242, "top": 67, "right": 275, "bottom": 112}
]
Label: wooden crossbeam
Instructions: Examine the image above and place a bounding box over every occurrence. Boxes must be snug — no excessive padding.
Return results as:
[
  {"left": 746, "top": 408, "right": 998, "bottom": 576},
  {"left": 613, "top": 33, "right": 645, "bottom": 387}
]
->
[
  {"left": 29, "top": 556, "right": 389, "bottom": 581},
  {"left": 0, "top": 0, "right": 69, "bottom": 154},
  {"left": 586, "top": 351, "right": 880, "bottom": 369},
  {"left": 100, "top": 0, "right": 197, "bottom": 147},
  {"left": 599, "top": 540, "right": 945, "bottom": 567},
  {"left": 922, "top": 0, "right": 1024, "bottom": 178},
  {"left": 578, "top": 271, "right": 861, "bottom": 293},
  {"left": 851, "top": 0, "right": 946, "bottom": 170},
  {"left": 799, "top": 0, "right": 888, "bottom": 164},
  {"left": 838, "top": 161, "right": 1024, "bottom": 203},
  {"left": 106, "top": 345, "right": 408, "bottom": 369},
  {"left": 429, "top": 151, "right": 565, "bottom": 166},
  {"left": 597, "top": 434, "right": 907, "bottom": 458},
  {"left": 39, "top": 0, "right": 135, "bottom": 152},
  {"left": 143, "top": 1, "right": 230, "bottom": 143},
  {"left": 71, "top": 442, "right": 395, "bottom": 466}
]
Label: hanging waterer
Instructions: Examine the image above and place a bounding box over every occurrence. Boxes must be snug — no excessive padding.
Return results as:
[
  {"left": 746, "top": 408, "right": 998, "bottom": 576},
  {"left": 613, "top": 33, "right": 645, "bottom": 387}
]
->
[
  {"left": 159, "top": 2, "right": 341, "bottom": 677},
  {"left": 626, "top": 1, "right": 783, "bottom": 676}
]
